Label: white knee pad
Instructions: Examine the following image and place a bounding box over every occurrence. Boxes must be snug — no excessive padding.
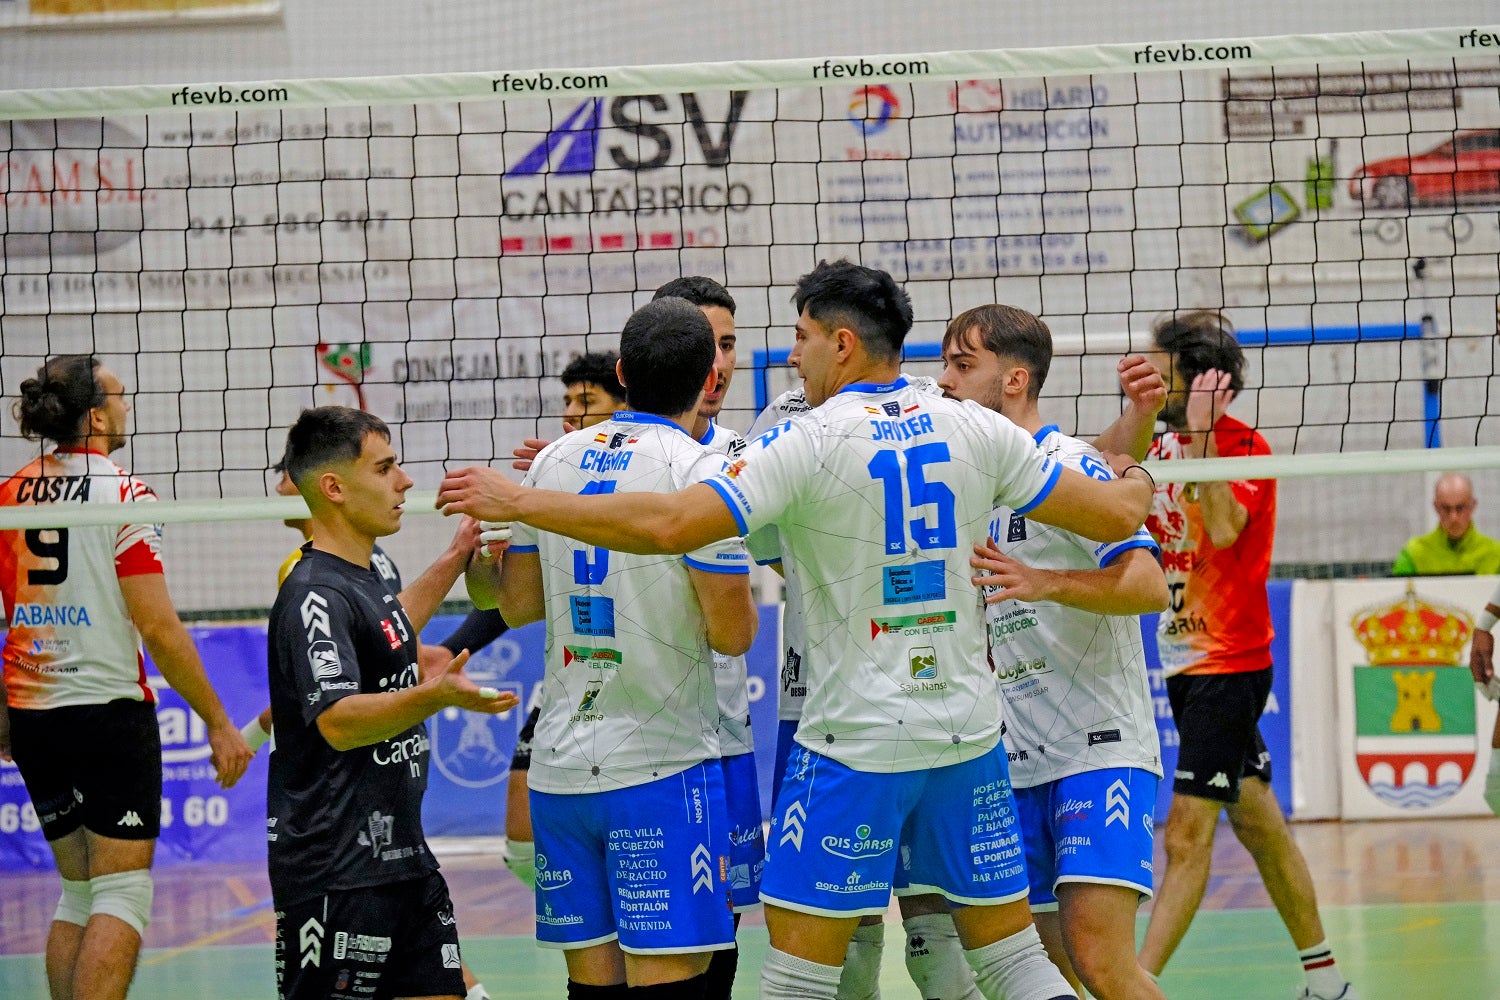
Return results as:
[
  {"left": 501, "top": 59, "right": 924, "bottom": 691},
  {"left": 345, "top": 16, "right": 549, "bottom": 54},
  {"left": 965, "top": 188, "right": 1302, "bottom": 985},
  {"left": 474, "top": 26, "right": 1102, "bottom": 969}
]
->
[
  {"left": 503, "top": 838, "right": 537, "bottom": 890},
  {"left": 89, "top": 870, "right": 154, "bottom": 934},
  {"left": 54, "top": 877, "right": 93, "bottom": 927}
]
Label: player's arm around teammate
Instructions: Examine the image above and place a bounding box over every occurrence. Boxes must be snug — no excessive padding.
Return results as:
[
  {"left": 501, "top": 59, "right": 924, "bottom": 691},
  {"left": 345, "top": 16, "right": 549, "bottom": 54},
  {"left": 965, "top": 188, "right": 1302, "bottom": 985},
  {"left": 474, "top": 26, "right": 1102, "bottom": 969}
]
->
[{"left": 970, "top": 539, "right": 1167, "bottom": 616}]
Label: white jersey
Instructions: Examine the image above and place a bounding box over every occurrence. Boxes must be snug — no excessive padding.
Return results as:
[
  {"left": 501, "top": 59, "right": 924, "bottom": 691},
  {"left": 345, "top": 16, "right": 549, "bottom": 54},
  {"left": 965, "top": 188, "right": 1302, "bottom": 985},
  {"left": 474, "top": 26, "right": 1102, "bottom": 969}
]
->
[
  {"left": 1, "top": 449, "right": 164, "bottom": 710},
  {"left": 696, "top": 420, "right": 755, "bottom": 757},
  {"left": 511, "top": 412, "right": 750, "bottom": 795},
  {"left": 708, "top": 376, "right": 1060, "bottom": 773},
  {"left": 748, "top": 376, "right": 941, "bottom": 723},
  {"left": 985, "top": 427, "right": 1163, "bottom": 787}
]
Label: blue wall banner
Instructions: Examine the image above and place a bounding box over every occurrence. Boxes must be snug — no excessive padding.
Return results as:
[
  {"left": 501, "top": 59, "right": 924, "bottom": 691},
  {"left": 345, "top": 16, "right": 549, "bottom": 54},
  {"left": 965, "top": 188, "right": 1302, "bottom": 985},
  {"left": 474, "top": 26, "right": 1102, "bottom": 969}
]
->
[
  {"left": 1, "top": 590, "right": 1291, "bottom": 871},
  {"left": 0, "top": 623, "right": 273, "bottom": 871},
  {"left": 1142, "top": 578, "right": 1295, "bottom": 821}
]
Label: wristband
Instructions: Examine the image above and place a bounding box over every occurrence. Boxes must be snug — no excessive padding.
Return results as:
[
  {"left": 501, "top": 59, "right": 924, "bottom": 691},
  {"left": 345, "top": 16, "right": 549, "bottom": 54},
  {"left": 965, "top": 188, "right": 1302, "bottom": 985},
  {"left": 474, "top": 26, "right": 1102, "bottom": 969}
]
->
[
  {"left": 1479, "top": 608, "right": 1498, "bottom": 632},
  {"left": 1122, "top": 464, "right": 1156, "bottom": 488},
  {"left": 240, "top": 717, "right": 271, "bottom": 752}
]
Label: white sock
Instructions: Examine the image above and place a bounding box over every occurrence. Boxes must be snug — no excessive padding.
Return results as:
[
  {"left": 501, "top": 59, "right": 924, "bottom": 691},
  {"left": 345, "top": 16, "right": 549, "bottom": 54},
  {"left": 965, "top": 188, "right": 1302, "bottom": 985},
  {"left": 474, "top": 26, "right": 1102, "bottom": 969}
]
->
[
  {"left": 836, "top": 922, "right": 885, "bottom": 1000},
  {"left": 964, "top": 924, "right": 1073, "bottom": 1000},
  {"left": 763, "top": 946, "right": 842, "bottom": 1000},
  {"left": 1486, "top": 750, "right": 1500, "bottom": 817},
  {"left": 1298, "top": 939, "right": 1347, "bottom": 999},
  {"left": 904, "top": 912, "right": 981, "bottom": 1000}
]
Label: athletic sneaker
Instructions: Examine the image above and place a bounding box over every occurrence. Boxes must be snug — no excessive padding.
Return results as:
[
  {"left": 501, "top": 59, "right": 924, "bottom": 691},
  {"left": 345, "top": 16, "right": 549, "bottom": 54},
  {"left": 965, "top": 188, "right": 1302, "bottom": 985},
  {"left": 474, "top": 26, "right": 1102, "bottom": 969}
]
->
[{"left": 1297, "top": 984, "right": 1360, "bottom": 1000}]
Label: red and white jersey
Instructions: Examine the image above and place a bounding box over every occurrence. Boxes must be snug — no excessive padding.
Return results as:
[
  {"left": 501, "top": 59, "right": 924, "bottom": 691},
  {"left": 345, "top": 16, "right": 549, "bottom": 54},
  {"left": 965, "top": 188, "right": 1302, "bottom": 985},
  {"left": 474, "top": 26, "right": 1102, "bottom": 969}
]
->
[{"left": 0, "top": 448, "right": 164, "bottom": 709}]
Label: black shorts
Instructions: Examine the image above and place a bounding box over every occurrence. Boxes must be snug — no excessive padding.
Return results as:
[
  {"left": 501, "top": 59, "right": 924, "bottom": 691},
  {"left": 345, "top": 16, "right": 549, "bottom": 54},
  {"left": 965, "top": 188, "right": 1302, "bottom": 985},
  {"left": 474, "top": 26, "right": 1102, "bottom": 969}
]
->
[
  {"left": 8, "top": 699, "right": 163, "bottom": 840},
  {"left": 275, "top": 872, "right": 465, "bottom": 1000},
  {"left": 1166, "top": 668, "right": 1273, "bottom": 804}
]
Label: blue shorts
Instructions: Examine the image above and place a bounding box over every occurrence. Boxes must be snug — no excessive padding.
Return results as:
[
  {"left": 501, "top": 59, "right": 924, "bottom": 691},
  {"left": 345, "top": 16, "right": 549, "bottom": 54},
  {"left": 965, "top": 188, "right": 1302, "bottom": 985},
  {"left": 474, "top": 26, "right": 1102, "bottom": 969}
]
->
[
  {"left": 762, "top": 743, "right": 1029, "bottom": 917},
  {"left": 721, "top": 751, "right": 765, "bottom": 912},
  {"left": 1012, "top": 767, "right": 1158, "bottom": 910},
  {"left": 530, "top": 761, "right": 735, "bottom": 954},
  {"left": 771, "top": 719, "right": 799, "bottom": 809}
]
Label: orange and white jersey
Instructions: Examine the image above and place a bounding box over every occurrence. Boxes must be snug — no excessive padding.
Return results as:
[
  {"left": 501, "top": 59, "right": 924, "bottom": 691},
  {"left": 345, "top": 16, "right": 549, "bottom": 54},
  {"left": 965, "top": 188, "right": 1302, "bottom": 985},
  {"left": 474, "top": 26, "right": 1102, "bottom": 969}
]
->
[{"left": 0, "top": 448, "right": 165, "bottom": 709}]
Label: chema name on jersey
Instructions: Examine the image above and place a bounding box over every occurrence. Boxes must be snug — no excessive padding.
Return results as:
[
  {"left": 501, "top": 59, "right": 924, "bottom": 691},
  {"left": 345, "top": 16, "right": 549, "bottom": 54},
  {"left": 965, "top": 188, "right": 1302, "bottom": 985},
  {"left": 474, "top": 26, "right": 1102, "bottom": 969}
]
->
[
  {"left": 15, "top": 476, "right": 92, "bottom": 504},
  {"left": 580, "top": 448, "right": 633, "bottom": 473}
]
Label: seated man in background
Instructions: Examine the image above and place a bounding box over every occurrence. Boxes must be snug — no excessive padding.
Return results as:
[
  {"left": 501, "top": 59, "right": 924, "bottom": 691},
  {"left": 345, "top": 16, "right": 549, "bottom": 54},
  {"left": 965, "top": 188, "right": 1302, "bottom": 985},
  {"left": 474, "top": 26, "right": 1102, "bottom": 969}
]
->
[{"left": 1392, "top": 473, "right": 1500, "bottom": 576}]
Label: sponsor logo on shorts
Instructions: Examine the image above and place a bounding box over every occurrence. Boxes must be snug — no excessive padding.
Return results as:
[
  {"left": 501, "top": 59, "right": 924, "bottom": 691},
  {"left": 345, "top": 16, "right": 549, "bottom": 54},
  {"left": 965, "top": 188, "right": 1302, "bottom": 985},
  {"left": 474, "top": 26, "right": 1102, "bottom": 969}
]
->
[
  {"left": 118, "top": 810, "right": 144, "bottom": 827},
  {"left": 1208, "top": 772, "right": 1231, "bottom": 789},
  {"left": 332, "top": 931, "right": 391, "bottom": 962},
  {"left": 1104, "top": 779, "right": 1130, "bottom": 828},
  {"left": 778, "top": 800, "right": 806, "bottom": 850},
  {"left": 1054, "top": 797, "right": 1092, "bottom": 823},
  {"left": 690, "top": 844, "right": 714, "bottom": 893},
  {"left": 1174, "top": 769, "right": 1194, "bottom": 781},
  {"left": 442, "top": 943, "right": 461, "bottom": 969},
  {"left": 534, "top": 853, "right": 575, "bottom": 891},
  {"left": 815, "top": 870, "right": 891, "bottom": 894},
  {"left": 299, "top": 917, "right": 323, "bottom": 968},
  {"left": 538, "top": 901, "right": 584, "bottom": 926},
  {"left": 820, "top": 823, "right": 896, "bottom": 860}
]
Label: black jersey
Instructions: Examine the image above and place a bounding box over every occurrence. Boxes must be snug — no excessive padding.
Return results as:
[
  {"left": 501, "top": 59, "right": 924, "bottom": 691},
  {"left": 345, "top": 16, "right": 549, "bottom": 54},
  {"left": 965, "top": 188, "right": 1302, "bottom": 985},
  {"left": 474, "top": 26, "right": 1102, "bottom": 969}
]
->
[{"left": 267, "top": 545, "right": 436, "bottom": 906}]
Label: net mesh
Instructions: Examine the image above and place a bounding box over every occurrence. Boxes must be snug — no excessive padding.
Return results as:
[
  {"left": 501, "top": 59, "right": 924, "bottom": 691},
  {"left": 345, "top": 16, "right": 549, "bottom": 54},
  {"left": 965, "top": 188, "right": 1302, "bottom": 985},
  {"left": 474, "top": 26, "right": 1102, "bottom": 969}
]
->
[{"left": 1, "top": 27, "right": 1498, "bottom": 609}]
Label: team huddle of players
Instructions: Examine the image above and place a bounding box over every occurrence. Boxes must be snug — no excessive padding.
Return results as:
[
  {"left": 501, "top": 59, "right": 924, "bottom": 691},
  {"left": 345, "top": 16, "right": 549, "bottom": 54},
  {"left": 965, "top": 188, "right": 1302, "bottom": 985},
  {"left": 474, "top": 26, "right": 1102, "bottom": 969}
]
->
[{"left": 0, "top": 261, "right": 1361, "bottom": 1000}]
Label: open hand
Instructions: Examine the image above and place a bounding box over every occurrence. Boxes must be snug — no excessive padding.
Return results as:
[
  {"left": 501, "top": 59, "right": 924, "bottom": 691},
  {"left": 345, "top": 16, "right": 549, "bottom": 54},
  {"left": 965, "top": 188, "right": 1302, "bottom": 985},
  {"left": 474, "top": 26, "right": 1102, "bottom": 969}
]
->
[{"left": 437, "top": 466, "right": 523, "bottom": 522}]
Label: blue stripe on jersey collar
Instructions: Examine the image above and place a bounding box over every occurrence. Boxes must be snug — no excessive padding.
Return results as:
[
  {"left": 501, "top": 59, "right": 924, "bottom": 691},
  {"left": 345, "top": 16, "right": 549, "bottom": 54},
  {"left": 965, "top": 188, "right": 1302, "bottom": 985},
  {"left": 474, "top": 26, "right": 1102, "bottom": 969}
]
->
[
  {"left": 610, "top": 410, "right": 691, "bottom": 435},
  {"left": 1034, "top": 424, "right": 1060, "bottom": 445},
  {"left": 838, "top": 375, "right": 910, "bottom": 396},
  {"left": 695, "top": 420, "right": 717, "bottom": 444}
]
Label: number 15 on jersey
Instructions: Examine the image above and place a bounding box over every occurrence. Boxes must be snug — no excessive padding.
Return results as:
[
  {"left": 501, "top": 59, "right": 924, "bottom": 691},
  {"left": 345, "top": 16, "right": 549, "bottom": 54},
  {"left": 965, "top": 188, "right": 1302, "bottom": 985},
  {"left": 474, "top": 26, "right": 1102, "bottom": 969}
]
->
[{"left": 867, "top": 443, "right": 956, "bottom": 554}]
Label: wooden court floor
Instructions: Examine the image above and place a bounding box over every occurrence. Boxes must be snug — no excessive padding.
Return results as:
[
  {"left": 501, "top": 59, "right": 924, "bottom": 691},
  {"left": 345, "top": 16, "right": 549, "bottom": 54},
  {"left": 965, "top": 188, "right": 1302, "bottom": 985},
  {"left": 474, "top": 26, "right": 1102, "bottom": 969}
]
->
[{"left": 3, "top": 817, "right": 1498, "bottom": 999}]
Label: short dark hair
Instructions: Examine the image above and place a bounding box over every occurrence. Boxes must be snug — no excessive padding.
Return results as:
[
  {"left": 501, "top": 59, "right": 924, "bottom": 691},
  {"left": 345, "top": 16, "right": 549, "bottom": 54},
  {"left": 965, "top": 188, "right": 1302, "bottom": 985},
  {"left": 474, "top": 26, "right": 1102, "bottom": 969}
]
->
[
  {"left": 1152, "top": 310, "right": 1244, "bottom": 394},
  {"left": 653, "top": 276, "right": 737, "bottom": 315},
  {"left": 281, "top": 406, "right": 391, "bottom": 489},
  {"left": 792, "top": 260, "right": 913, "bottom": 361},
  {"left": 618, "top": 298, "right": 716, "bottom": 416},
  {"left": 942, "top": 305, "right": 1053, "bottom": 400},
  {"left": 560, "top": 351, "right": 626, "bottom": 402},
  {"left": 14, "top": 355, "right": 104, "bottom": 444}
]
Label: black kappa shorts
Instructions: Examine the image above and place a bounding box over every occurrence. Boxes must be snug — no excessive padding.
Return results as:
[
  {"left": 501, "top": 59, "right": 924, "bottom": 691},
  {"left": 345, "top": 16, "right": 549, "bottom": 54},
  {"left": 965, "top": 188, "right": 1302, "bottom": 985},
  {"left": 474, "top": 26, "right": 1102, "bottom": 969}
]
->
[
  {"left": 8, "top": 699, "right": 163, "bottom": 840},
  {"left": 1166, "top": 668, "right": 1274, "bottom": 805},
  {"left": 275, "top": 871, "right": 465, "bottom": 1000}
]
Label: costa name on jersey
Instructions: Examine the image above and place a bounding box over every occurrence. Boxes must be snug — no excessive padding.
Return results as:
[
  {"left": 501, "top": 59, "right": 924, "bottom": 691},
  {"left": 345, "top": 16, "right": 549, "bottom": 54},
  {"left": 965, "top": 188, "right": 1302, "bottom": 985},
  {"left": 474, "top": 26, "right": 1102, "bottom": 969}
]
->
[
  {"left": 266, "top": 547, "right": 434, "bottom": 907},
  {"left": 707, "top": 376, "right": 1061, "bottom": 773},
  {"left": 985, "top": 427, "right": 1163, "bottom": 788},
  {"left": 509, "top": 412, "right": 750, "bottom": 795},
  {"left": 0, "top": 449, "right": 165, "bottom": 710}
]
